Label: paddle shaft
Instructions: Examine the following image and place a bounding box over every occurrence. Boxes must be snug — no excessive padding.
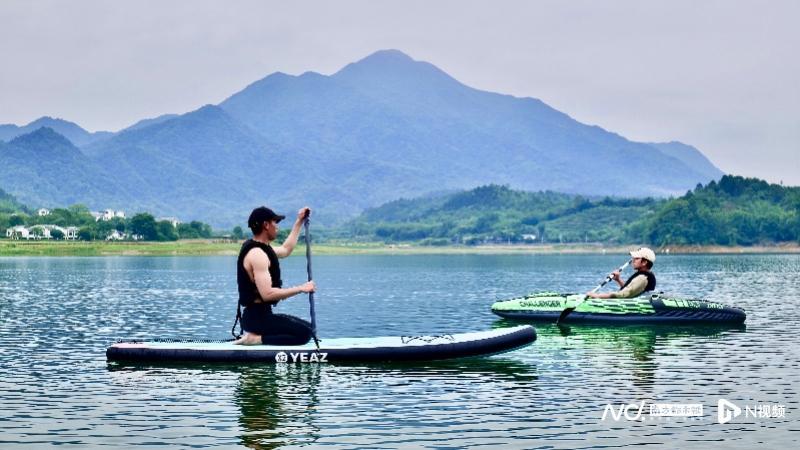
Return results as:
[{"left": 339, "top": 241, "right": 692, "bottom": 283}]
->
[
  {"left": 557, "top": 259, "right": 631, "bottom": 324},
  {"left": 590, "top": 260, "right": 631, "bottom": 294},
  {"left": 303, "top": 213, "right": 320, "bottom": 348}
]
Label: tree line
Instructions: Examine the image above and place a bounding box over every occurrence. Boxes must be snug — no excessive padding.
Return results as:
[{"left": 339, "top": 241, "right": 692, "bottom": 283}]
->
[
  {"left": 3, "top": 175, "right": 798, "bottom": 245},
  {"left": 343, "top": 176, "right": 800, "bottom": 246},
  {"left": 630, "top": 176, "right": 800, "bottom": 245},
  {"left": 0, "top": 204, "right": 213, "bottom": 241}
]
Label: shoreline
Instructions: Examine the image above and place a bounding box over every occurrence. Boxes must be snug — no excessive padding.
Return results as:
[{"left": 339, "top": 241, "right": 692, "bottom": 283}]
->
[{"left": 1, "top": 239, "right": 798, "bottom": 257}]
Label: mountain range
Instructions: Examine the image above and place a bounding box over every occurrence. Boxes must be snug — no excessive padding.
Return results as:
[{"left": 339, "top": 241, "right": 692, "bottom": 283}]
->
[
  {"left": 0, "top": 49, "right": 724, "bottom": 228},
  {"left": 0, "top": 116, "right": 113, "bottom": 147}
]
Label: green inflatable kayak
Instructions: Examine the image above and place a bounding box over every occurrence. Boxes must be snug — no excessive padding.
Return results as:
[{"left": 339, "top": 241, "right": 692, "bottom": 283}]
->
[{"left": 491, "top": 291, "right": 746, "bottom": 324}]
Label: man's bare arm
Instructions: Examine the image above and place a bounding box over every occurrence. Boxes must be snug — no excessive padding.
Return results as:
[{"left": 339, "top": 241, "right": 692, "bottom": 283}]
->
[
  {"left": 274, "top": 207, "right": 310, "bottom": 258},
  {"left": 247, "top": 249, "right": 314, "bottom": 303}
]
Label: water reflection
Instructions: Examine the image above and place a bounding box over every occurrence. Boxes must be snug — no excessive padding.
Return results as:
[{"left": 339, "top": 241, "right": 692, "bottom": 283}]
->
[
  {"left": 551, "top": 323, "right": 746, "bottom": 357},
  {"left": 107, "top": 357, "right": 538, "bottom": 448},
  {"left": 235, "top": 365, "right": 322, "bottom": 450},
  {"left": 499, "top": 319, "right": 747, "bottom": 388}
]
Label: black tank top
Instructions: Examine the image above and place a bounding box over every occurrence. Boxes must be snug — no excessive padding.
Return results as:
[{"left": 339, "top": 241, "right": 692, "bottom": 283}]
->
[
  {"left": 237, "top": 239, "right": 282, "bottom": 307},
  {"left": 621, "top": 270, "right": 656, "bottom": 292}
]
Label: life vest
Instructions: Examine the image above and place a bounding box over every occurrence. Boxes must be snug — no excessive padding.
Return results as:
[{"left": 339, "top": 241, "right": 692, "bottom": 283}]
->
[
  {"left": 236, "top": 239, "right": 283, "bottom": 308},
  {"left": 621, "top": 270, "right": 657, "bottom": 292}
]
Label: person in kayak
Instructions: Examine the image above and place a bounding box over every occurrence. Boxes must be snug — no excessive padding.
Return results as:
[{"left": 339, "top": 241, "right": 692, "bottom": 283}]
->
[
  {"left": 233, "top": 206, "right": 316, "bottom": 346},
  {"left": 586, "top": 247, "right": 657, "bottom": 299}
]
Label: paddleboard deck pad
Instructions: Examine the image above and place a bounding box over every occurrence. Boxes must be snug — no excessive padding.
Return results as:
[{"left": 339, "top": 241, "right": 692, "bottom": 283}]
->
[
  {"left": 492, "top": 292, "right": 746, "bottom": 324},
  {"left": 106, "top": 325, "right": 536, "bottom": 363}
]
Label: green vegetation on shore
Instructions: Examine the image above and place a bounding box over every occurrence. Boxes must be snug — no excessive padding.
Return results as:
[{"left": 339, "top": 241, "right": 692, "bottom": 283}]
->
[
  {"left": 0, "top": 239, "right": 238, "bottom": 256},
  {"left": 0, "top": 204, "right": 214, "bottom": 241},
  {"left": 635, "top": 175, "right": 799, "bottom": 245},
  {"left": 344, "top": 186, "right": 661, "bottom": 244},
  {"left": 344, "top": 176, "right": 799, "bottom": 247},
  {"left": 2, "top": 239, "right": 798, "bottom": 257},
  {"left": 2, "top": 175, "right": 798, "bottom": 256}
]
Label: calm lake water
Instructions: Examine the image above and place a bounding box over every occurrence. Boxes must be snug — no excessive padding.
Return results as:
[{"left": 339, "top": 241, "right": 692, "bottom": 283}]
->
[{"left": 1, "top": 253, "right": 798, "bottom": 448}]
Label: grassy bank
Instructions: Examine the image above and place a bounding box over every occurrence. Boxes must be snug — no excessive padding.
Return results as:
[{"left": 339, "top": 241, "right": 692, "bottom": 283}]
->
[
  {"left": 1, "top": 239, "right": 799, "bottom": 257},
  {"left": 0, "top": 239, "right": 240, "bottom": 256}
]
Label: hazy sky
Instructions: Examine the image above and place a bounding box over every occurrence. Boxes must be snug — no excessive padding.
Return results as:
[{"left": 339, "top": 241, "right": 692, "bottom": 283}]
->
[{"left": 1, "top": 0, "right": 798, "bottom": 184}]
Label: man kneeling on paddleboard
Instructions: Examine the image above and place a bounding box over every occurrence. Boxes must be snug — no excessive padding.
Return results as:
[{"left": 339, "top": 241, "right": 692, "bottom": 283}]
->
[
  {"left": 586, "top": 247, "right": 657, "bottom": 299},
  {"left": 233, "top": 206, "right": 316, "bottom": 346}
]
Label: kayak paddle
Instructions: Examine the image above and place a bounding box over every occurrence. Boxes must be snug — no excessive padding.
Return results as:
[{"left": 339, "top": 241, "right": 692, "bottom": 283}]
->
[
  {"left": 303, "top": 210, "right": 320, "bottom": 349},
  {"left": 556, "top": 260, "right": 631, "bottom": 324}
]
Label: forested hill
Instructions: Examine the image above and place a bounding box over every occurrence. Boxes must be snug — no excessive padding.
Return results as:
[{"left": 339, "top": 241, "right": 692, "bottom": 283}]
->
[
  {"left": 0, "top": 187, "right": 28, "bottom": 214},
  {"left": 635, "top": 176, "right": 800, "bottom": 245},
  {"left": 345, "top": 185, "right": 663, "bottom": 244},
  {"left": 344, "top": 176, "right": 800, "bottom": 246}
]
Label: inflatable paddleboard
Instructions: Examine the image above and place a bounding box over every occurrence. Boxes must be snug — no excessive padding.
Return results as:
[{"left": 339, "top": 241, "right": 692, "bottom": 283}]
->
[
  {"left": 106, "top": 325, "right": 536, "bottom": 363},
  {"left": 492, "top": 292, "right": 746, "bottom": 324}
]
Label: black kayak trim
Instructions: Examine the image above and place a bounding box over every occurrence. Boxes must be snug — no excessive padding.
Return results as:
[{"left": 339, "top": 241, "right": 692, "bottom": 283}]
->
[{"left": 494, "top": 307, "right": 746, "bottom": 324}]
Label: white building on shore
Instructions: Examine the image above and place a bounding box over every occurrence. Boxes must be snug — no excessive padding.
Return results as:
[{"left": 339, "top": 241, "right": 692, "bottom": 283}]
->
[
  {"left": 6, "top": 226, "right": 31, "bottom": 239},
  {"left": 5, "top": 225, "right": 78, "bottom": 240},
  {"left": 92, "top": 209, "right": 125, "bottom": 221},
  {"left": 106, "top": 230, "right": 128, "bottom": 240}
]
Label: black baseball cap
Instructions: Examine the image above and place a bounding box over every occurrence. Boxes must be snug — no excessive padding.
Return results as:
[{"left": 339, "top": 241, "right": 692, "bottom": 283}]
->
[{"left": 248, "top": 206, "right": 285, "bottom": 229}]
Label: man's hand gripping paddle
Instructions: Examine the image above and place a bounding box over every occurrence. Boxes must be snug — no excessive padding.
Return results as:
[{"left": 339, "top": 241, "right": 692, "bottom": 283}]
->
[{"left": 556, "top": 260, "right": 631, "bottom": 324}]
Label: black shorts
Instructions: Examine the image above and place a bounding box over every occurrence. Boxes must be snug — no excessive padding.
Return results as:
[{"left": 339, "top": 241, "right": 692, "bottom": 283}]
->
[{"left": 241, "top": 304, "right": 312, "bottom": 346}]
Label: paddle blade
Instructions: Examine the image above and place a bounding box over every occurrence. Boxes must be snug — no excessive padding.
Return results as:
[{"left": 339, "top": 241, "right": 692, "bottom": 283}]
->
[{"left": 556, "top": 307, "right": 575, "bottom": 324}]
